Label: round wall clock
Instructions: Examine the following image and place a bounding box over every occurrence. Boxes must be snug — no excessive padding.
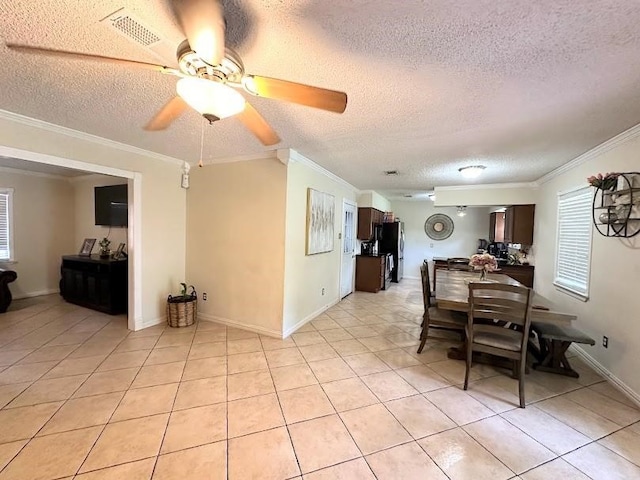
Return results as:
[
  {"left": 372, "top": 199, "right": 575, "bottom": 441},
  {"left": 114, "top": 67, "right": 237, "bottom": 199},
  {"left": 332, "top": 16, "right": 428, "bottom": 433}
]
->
[{"left": 424, "top": 214, "right": 454, "bottom": 240}]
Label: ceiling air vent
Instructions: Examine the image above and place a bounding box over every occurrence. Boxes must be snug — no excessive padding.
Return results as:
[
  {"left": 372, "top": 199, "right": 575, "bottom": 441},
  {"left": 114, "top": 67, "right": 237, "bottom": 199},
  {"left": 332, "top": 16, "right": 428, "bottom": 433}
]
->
[
  {"left": 101, "top": 9, "right": 175, "bottom": 61},
  {"left": 384, "top": 170, "right": 399, "bottom": 176}
]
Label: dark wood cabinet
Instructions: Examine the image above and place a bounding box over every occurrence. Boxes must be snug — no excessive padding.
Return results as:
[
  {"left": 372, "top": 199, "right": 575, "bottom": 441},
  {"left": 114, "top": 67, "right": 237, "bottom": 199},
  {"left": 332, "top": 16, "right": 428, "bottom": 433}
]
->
[
  {"left": 357, "top": 207, "right": 385, "bottom": 240},
  {"left": 355, "top": 255, "right": 386, "bottom": 292},
  {"left": 60, "top": 255, "right": 128, "bottom": 314},
  {"left": 489, "top": 212, "right": 505, "bottom": 242},
  {"left": 498, "top": 264, "right": 535, "bottom": 288},
  {"left": 504, "top": 205, "right": 535, "bottom": 245}
]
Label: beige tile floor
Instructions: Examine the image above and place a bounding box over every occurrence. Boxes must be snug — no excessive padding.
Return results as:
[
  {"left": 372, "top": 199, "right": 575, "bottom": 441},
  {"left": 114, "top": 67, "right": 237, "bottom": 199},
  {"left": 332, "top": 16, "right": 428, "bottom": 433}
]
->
[{"left": 0, "top": 282, "right": 639, "bottom": 479}]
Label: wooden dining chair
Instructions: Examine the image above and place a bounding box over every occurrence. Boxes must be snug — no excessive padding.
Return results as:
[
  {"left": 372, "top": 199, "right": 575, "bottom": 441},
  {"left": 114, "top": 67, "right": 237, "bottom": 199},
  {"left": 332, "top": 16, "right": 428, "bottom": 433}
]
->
[
  {"left": 417, "top": 263, "right": 466, "bottom": 353},
  {"left": 447, "top": 257, "right": 472, "bottom": 271},
  {"left": 463, "top": 282, "right": 533, "bottom": 408}
]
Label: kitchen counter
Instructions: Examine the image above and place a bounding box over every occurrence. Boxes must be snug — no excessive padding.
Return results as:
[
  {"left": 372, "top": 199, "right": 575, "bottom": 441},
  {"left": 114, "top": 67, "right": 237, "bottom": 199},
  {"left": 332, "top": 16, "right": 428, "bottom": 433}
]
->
[
  {"left": 431, "top": 257, "right": 535, "bottom": 288},
  {"left": 431, "top": 257, "right": 533, "bottom": 267}
]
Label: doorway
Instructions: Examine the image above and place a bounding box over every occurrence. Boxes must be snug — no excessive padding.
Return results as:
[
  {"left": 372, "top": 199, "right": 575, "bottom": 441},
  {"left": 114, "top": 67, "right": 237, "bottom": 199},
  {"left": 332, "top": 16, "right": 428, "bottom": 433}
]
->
[
  {"left": 340, "top": 200, "right": 357, "bottom": 298},
  {"left": 0, "top": 145, "right": 141, "bottom": 330}
]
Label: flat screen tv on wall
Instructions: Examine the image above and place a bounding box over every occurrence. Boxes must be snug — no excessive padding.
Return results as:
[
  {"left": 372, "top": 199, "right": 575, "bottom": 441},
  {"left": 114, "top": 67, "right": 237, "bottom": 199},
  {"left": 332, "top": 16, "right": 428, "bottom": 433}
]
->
[{"left": 95, "top": 184, "right": 128, "bottom": 227}]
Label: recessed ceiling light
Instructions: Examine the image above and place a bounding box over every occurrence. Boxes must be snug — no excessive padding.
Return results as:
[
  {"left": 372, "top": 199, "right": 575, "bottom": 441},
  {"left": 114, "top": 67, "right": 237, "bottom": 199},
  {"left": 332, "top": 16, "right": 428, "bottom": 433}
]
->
[
  {"left": 457, "top": 206, "right": 467, "bottom": 217},
  {"left": 458, "top": 165, "right": 486, "bottom": 178}
]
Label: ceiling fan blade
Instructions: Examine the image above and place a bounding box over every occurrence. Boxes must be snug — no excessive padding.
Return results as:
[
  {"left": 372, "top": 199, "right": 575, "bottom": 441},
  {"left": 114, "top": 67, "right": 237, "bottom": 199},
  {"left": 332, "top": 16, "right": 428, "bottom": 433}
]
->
[
  {"left": 242, "top": 75, "right": 347, "bottom": 114},
  {"left": 237, "top": 102, "right": 281, "bottom": 146},
  {"left": 5, "top": 43, "right": 178, "bottom": 74},
  {"left": 172, "top": 0, "right": 225, "bottom": 66},
  {"left": 144, "top": 97, "right": 189, "bottom": 131}
]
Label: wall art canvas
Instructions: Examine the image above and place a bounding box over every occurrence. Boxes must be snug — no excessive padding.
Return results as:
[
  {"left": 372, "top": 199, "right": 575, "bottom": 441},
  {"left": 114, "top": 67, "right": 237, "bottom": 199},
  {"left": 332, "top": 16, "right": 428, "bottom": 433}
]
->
[{"left": 306, "top": 188, "right": 335, "bottom": 255}]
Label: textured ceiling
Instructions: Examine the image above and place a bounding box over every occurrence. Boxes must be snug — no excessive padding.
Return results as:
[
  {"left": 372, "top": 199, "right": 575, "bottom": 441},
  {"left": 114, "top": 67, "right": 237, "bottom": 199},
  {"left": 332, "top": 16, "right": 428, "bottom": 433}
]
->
[{"left": 1, "top": 0, "right": 640, "bottom": 193}]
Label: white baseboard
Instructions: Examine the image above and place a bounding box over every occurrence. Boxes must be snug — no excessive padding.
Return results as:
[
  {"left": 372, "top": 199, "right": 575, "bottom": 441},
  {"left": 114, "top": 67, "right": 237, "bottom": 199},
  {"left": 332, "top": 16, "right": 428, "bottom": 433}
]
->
[
  {"left": 570, "top": 344, "right": 640, "bottom": 407},
  {"left": 198, "top": 312, "right": 282, "bottom": 339},
  {"left": 282, "top": 298, "right": 340, "bottom": 339},
  {"left": 136, "top": 315, "right": 165, "bottom": 331},
  {"left": 13, "top": 288, "right": 59, "bottom": 300}
]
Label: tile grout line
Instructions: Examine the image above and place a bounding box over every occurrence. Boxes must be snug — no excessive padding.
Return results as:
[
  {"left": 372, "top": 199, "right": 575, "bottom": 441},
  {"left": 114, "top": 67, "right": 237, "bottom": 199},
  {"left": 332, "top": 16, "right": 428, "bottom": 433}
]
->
[{"left": 149, "top": 319, "right": 199, "bottom": 479}]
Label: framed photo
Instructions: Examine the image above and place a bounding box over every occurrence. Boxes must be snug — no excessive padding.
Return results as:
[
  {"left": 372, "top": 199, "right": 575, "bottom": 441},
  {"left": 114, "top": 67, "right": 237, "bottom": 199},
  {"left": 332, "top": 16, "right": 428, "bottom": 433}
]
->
[
  {"left": 113, "top": 243, "right": 126, "bottom": 259},
  {"left": 79, "top": 238, "right": 96, "bottom": 256},
  {"left": 305, "top": 188, "right": 335, "bottom": 255}
]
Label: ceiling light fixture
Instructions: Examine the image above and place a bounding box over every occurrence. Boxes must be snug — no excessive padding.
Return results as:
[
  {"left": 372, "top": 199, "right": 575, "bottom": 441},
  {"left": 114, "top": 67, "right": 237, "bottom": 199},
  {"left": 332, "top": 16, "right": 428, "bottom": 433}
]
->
[
  {"left": 176, "top": 77, "right": 246, "bottom": 121},
  {"left": 458, "top": 165, "right": 486, "bottom": 179},
  {"left": 457, "top": 206, "right": 467, "bottom": 217}
]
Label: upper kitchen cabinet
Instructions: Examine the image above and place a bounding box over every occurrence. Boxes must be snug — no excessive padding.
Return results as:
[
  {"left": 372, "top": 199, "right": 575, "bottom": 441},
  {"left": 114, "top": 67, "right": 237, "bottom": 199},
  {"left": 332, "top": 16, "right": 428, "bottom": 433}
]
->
[
  {"left": 504, "top": 204, "right": 535, "bottom": 245},
  {"left": 357, "top": 207, "right": 384, "bottom": 240},
  {"left": 489, "top": 212, "right": 505, "bottom": 242}
]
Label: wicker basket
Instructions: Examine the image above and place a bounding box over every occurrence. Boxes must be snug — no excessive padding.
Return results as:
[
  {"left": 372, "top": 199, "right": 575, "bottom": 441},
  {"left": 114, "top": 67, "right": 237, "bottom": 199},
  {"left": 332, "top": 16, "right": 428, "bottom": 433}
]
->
[{"left": 166, "top": 293, "right": 197, "bottom": 328}]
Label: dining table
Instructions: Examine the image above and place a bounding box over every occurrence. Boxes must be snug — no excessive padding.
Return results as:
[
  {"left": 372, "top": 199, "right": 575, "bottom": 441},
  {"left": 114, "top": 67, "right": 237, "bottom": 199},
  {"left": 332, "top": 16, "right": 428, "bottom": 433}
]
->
[{"left": 434, "top": 269, "right": 577, "bottom": 326}]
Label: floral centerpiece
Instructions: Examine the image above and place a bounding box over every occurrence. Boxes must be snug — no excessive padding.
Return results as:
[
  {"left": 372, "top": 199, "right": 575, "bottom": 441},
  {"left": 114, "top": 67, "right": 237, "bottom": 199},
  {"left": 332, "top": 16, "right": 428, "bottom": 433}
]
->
[
  {"left": 587, "top": 172, "right": 619, "bottom": 191},
  {"left": 469, "top": 253, "right": 498, "bottom": 281}
]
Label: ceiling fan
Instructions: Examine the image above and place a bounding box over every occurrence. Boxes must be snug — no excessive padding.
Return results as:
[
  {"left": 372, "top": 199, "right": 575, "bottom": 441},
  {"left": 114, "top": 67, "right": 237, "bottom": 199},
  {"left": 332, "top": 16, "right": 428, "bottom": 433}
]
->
[{"left": 5, "top": 0, "right": 348, "bottom": 146}]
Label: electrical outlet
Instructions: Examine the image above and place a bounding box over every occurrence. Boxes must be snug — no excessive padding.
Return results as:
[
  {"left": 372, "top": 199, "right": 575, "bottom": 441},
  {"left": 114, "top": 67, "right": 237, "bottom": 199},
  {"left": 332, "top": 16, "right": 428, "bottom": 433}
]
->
[
  {"left": 203, "top": 292, "right": 207, "bottom": 301},
  {"left": 321, "top": 288, "right": 325, "bottom": 296},
  {"left": 602, "top": 336, "right": 608, "bottom": 348}
]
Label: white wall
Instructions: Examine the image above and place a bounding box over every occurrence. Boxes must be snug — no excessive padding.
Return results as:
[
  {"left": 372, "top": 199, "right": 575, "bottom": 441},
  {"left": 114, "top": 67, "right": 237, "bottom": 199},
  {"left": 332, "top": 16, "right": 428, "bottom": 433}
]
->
[
  {"left": 0, "top": 169, "right": 75, "bottom": 297},
  {"left": 435, "top": 183, "right": 538, "bottom": 206},
  {"left": 72, "top": 175, "right": 128, "bottom": 255},
  {"left": 0, "top": 112, "right": 187, "bottom": 328},
  {"left": 391, "top": 201, "right": 490, "bottom": 280},
  {"left": 534, "top": 126, "right": 640, "bottom": 399},
  {"left": 186, "top": 157, "right": 287, "bottom": 337},
  {"left": 282, "top": 152, "right": 358, "bottom": 336}
]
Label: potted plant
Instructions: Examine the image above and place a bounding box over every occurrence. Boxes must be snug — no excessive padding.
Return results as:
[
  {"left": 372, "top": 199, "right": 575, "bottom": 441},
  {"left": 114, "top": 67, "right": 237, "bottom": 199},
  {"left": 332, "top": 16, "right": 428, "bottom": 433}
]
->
[
  {"left": 98, "top": 237, "right": 111, "bottom": 258},
  {"left": 469, "top": 253, "right": 498, "bottom": 281},
  {"left": 166, "top": 282, "right": 197, "bottom": 327}
]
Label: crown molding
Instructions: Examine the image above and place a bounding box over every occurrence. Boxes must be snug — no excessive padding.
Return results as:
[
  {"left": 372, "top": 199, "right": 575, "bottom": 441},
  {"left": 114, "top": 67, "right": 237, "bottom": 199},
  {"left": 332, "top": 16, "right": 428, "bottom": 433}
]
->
[
  {"left": 0, "top": 109, "right": 185, "bottom": 167},
  {"left": 537, "top": 122, "right": 640, "bottom": 185},
  {"left": 0, "top": 165, "right": 69, "bottom": 181},
  {"left": 283, "top": 149, "right": 359, "bottom": 192},
  {"left": 435, "top": 182, "right": 538, "bottom": 192},
  {"left": 196, "top": 150, "right": 279, "bottom": 166}
]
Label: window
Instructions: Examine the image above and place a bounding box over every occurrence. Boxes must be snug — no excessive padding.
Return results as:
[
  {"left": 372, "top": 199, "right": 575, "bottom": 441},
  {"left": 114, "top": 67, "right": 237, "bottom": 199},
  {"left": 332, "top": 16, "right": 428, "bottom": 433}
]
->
[
  {"left": 554, "top": 186, "right": 593, "bottom": 299},
  {"left": 0, "top": 188, "right": 14, "bottom": 262}
]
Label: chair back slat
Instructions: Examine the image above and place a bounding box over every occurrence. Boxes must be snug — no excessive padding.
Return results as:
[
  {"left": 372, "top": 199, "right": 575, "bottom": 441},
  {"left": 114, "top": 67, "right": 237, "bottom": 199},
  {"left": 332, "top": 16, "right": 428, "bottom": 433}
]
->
[
  {"left": 447, "top": 257, "right": 472, "bottom": 271},
  {"left": 420, "top": 264, "right": 433, "bottom": 309},
  {"left": 468, "top": 282, "right": 533, "bottom": 348}
]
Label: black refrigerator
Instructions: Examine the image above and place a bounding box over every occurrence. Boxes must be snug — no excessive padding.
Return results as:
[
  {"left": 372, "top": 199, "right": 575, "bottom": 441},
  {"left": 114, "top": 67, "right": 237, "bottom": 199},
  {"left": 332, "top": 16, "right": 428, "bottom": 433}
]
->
[{"left": 380, "top": 222, "right": 404, "bottom": 282}]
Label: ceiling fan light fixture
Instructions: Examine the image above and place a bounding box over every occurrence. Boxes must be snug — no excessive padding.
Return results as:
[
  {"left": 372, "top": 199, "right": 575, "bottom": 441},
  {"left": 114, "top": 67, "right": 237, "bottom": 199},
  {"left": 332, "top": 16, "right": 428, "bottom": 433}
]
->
[
  {"left": 176, "top": 77, "right": 245, "bottom": 119},
  {"left": 458, "top": 165, "right": 486, "bottom": 179}
]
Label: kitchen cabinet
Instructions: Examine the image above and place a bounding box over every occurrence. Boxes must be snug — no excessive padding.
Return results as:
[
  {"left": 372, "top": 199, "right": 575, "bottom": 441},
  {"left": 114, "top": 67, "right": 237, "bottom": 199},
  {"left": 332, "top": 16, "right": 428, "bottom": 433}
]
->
[
  {"left": 357, "top": 207, "right": 385, "bottom": 240},
  {"left": 355, "top": 255, "right": 389, "bottom": 292},
  {"left": 504, "top": 205, "right": 535, "bottom": 245},
  {"left": 489, "top": 212, "right": 505, "bottom": 242},
  {"left": 498, "top": 264, "right": 535, "bottom": 288}
]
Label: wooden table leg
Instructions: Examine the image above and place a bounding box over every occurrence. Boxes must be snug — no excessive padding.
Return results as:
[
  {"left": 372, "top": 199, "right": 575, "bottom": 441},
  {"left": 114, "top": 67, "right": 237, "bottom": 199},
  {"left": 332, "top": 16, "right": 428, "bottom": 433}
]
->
[{"left": 533, "top": 339, "right": 579, "bottom": 378}]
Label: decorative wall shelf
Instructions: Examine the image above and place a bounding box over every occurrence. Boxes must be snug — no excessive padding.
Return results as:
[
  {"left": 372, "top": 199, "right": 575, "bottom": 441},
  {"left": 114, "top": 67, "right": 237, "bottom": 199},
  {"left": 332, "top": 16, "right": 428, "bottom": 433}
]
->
[{"left": 592, "top": 172, "right": 640, "bottom": 238}]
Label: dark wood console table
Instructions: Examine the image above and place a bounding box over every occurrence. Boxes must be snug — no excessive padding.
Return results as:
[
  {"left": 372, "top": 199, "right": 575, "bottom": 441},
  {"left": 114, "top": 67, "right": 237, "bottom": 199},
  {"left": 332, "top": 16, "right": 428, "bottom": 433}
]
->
[{"left": 60, "top": 255, "right": 127, "bottom": 314}]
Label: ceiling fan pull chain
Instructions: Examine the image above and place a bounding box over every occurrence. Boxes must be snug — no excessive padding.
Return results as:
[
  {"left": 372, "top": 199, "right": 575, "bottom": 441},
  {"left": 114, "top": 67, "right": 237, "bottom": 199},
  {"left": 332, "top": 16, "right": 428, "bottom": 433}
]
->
[{"left": 198, "top": 116, "right": 205, "bottom": 167}]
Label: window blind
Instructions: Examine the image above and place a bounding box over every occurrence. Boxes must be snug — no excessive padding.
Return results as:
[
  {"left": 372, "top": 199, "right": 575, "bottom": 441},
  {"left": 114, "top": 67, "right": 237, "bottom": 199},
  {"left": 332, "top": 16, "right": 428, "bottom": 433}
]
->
[
  {"left": 0, "top": 191, "right": 10, "bottom": 261},
  {"left": 554, "top": 187, "right": 593, "bottom": 298}
]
